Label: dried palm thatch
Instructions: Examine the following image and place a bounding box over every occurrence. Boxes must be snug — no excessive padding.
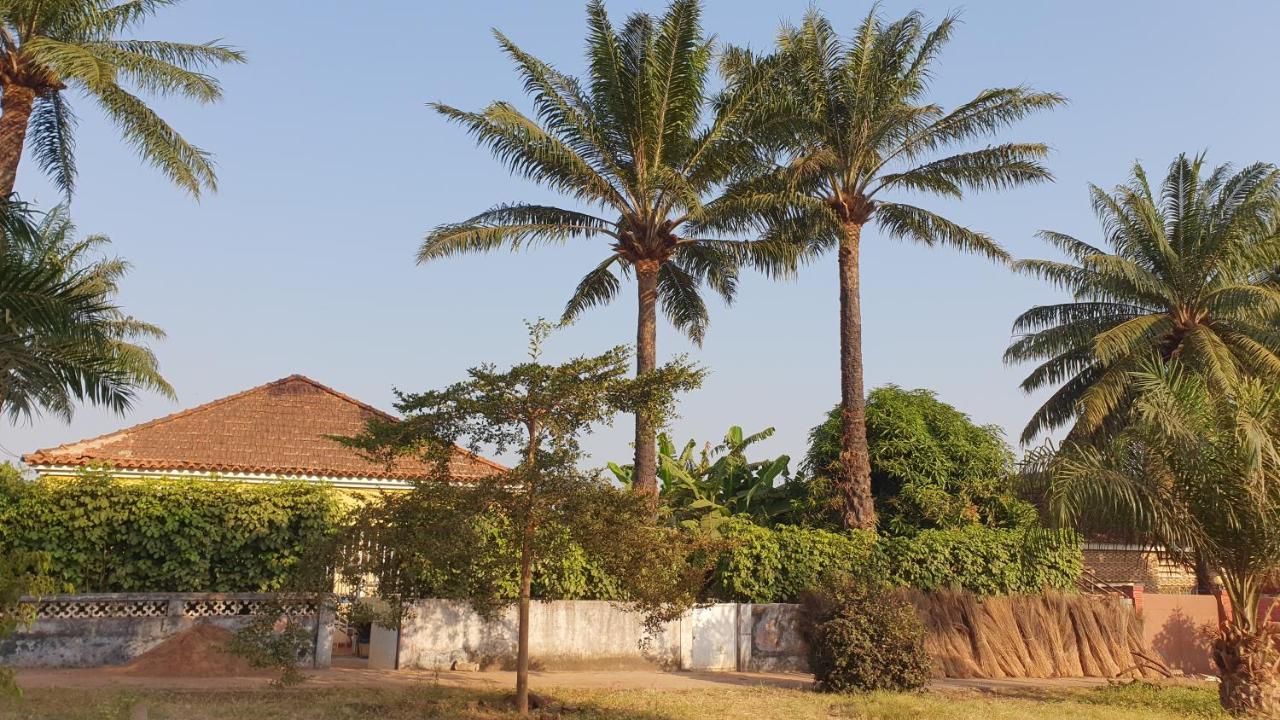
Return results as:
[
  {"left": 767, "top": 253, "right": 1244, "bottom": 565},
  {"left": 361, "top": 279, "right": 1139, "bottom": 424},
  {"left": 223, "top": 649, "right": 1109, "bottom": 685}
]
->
[{"left": 904, "top": 589, "right": 1164, "bottom": 679}]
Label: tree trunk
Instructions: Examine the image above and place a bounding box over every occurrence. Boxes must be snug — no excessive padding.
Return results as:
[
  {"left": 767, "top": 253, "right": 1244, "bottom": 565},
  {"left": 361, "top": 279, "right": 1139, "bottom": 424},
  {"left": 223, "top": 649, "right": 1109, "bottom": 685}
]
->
[
  {"left": 514, "top": 532, "right": 533, "bottom": 715},
  {"left": 1213, "top": 623, "right": 1280, "bottom": 717},
  {"left": 1195, "top": 553, "right": 1217, "bottom": 595},
  {"left": 0, "top": 85, "right": 36, "bottom": 197},
  {"left": 836, "top": 221, "right": 876, "bottom": 530},
  {"left": 632, "top": 260, "right": 660, "bottom": 510}
]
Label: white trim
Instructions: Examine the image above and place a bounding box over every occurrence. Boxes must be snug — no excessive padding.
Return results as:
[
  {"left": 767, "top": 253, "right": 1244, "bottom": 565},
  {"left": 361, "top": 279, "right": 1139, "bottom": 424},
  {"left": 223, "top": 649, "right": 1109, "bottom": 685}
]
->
[{"left": 27, "top": 464, "right": 414, "bottom": 491}]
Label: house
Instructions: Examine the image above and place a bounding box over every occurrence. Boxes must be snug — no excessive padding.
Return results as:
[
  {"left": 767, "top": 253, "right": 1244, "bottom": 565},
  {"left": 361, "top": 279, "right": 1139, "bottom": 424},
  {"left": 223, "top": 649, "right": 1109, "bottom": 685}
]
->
[{"left": 23, "top": 374, "right": 504, "bottom": 490}]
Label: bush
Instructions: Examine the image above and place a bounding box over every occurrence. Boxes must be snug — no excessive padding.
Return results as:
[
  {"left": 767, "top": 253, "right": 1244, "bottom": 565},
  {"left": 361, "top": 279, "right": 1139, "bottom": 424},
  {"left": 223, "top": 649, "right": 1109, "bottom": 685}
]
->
[
  {"left": 0, "top": 471, "right": 341, "bottom": 592},
  {"left": 881, "top": 526, "right": 1082, "bottom": 595},
  {"left": 707, "top": 521, "right": 1081, "bottom": 602},
  {"left": 709, "top": 518, "right": 877, "bottom": 603},
  {"left": 799, "top": 578, "right": 931, "bottom": 693},
  {"left": 226, "top": 603, "right": 313, "bottom": 687}
]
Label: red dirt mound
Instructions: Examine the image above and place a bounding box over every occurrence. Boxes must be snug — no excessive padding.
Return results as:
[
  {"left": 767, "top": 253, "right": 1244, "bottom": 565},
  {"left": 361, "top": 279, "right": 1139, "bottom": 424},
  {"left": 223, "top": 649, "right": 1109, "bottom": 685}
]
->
[{"left": 113, "top": 624, "right": 264, "bottom": 677}]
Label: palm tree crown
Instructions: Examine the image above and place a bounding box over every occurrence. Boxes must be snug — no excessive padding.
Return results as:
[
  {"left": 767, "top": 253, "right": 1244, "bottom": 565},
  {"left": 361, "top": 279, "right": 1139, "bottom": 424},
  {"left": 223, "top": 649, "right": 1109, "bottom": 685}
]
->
[
  {"left": 1007, "top": 154, "right": 1280, "bottom": 443},
  {"left": 0, "top": 200, "right": 172, "bottom": 423},
  {"left": 419, "top": 0, "right": 786, "bottom": 499},
  {"left": 718, "top": 8, "right": 1063, "bottom": 528},
  {"left": 0, "top": 0, "right": 244, "bottom": 196}
]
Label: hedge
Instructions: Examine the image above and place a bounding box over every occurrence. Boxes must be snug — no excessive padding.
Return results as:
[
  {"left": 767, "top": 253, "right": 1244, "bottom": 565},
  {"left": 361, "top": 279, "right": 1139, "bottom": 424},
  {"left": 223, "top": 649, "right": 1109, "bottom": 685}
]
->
[
  {"left": 0, "top": 474, "right": 1082, "bottom": 600},
  {"left": 0, "top": 473, "right": 341, "bottom": 593},
  {"left": 708, "top": 518, "right": 1081, "bottom": 603}
]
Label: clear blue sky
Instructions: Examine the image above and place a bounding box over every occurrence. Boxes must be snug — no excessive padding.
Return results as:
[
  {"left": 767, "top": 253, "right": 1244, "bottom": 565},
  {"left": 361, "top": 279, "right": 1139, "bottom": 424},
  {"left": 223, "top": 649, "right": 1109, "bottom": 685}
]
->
[{"left": 6, "top": 0, "right": 1278, "bottom": 468}]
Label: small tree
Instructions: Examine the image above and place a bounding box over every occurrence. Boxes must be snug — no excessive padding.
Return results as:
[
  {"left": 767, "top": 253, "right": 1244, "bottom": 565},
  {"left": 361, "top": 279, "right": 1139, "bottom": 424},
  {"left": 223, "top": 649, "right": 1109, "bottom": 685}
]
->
[
  {"left": 342, "top": 323, "right": 703, "bottom": 715},
  {"left": 1040, "top": 360, "right": 1280, "bottom": 716}
]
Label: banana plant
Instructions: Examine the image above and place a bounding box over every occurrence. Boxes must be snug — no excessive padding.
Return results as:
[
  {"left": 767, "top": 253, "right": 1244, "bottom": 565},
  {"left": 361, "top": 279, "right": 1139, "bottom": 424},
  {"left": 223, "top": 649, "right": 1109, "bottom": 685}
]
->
[{"left": 608, "top": 426, "right": 796, "bottom": 529}]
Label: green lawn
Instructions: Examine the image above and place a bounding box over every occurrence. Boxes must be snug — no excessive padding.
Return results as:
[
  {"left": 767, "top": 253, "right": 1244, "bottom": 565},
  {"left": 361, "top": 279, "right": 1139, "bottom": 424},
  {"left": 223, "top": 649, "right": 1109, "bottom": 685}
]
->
[{"left": 0, "top": 682, "right": 1224, "bottom": 720}]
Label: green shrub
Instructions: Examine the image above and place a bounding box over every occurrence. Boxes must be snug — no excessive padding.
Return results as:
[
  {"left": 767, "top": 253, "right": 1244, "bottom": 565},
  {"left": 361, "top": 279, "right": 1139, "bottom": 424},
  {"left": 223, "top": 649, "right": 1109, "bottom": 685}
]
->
[
  {"left": 226, "top": 603, "right": 313, "bottom": 687},
  {"left": 707, "top": 521, "right": 1080, "bottom": 602},
  {"left": 0, "top": 472, "right": 341, "bottom": 592},
  {"left": 799, "top": 578, "right": 931, "bottom": 693},
  {"left": 881, "top": 526, "right": 1082, "bottom": 594},
  {"left": 709, "top": 518, "right": 877, "bottom": 603}
]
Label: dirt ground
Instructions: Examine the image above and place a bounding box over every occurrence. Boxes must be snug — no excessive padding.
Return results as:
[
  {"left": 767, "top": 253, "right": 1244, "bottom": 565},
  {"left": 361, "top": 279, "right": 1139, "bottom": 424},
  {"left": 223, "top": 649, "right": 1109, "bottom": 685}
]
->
[{"left": 14, "top": 665, "right": 1111, "bottom": 693}]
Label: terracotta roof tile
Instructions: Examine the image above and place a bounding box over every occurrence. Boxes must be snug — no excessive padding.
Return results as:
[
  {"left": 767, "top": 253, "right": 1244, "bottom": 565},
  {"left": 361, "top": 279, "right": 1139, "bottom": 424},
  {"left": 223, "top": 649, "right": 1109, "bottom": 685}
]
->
[{"left": 23, "top": 375, "right": 505, "bottom": 481}]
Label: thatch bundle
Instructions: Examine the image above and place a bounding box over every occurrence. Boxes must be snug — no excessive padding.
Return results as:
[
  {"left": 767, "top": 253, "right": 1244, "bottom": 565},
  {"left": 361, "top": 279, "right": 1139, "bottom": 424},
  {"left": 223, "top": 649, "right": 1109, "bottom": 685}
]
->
[{"left": 905, "top": 589, "right": 1163, "bottom": 679}]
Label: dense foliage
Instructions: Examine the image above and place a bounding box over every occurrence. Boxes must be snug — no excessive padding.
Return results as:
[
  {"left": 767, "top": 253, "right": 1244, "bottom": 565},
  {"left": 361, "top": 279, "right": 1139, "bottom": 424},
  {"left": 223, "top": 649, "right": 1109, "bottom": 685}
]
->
[
  {"left": 0, "top": 470, "right": 340, "bottom": 593},
  {"left": 708, "top": 517, "right": 1080, "bottom": 603},
  {"left": 1007, "top": 155, "right": 1280, "bottom": 443},
  {"left": 608, "top": 426, "right": 802, "bottom": 530},
  {"left": 799, "top": 578, "right": 931, "bottom": 693},
  {"left": 804, "top": 386, "right": 1036, "bottom": 534}
]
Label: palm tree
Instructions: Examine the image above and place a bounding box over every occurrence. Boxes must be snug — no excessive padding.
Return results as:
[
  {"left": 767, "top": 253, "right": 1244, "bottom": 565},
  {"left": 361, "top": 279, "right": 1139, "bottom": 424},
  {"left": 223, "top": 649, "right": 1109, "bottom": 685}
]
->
[
  {"left": 0, "top": 0, "right": 245, "bottom": 196},
  {"left": 1041, "top": 360, "right": 1280, "bottom": 716},
  {"left": 1006, "top": 154, "right": 1280, "bottom": 444},
  {"left": 419, "top": 0, "right": 787, "bottom": 501},
  {"left": 0, "top": 200, "right": 172, "bottom": 422},
  {"left": 721, "top": 9, "right": 1063, "bottom": 529}
]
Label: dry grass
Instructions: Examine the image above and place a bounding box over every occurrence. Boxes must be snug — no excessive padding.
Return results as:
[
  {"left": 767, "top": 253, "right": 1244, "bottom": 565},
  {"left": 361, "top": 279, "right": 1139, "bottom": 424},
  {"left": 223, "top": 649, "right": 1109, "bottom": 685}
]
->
[{"left": 0, "top": 682, "right": 1224, "bottom": 720}]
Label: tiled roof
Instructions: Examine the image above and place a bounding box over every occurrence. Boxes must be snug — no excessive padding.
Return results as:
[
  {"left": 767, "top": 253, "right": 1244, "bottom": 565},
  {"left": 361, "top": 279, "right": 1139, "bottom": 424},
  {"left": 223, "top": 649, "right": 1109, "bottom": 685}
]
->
[{"left": 23, "top": 375, "right": 505, "bottom": 481}]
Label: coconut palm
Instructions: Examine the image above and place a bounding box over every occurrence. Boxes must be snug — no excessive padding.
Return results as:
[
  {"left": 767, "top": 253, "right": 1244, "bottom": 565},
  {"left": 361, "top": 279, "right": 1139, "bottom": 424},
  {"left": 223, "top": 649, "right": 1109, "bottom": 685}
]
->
[
  {"left": 1041, "top": 360, "right": 1280, "bottom": 716},
  {"left": 0, "top": 200, "right": 172, "bottom": 422},
  {"left": 419, "top": 0, "right": 788, "bottom": 501},
  {"left": 0, "top": 0, "right": 245, "bottom": 196},
  {"left": 716, "top": 9, "right": 1063, "bottom": 528},
  {"left": 1007, "top": 154, "right": 1280, "bottom": 444}
]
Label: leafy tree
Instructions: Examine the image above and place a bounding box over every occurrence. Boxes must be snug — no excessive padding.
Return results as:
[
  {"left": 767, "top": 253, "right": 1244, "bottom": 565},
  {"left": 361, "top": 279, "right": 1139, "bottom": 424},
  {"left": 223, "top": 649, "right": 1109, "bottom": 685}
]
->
[
  {"left": 0, "top": 0, "right": 245, "bottom": 196},
  {"left": 1035, "top": 360, "right": 1280, "bottom": 716},
  {"left": 0, "top": 201, "right": 171, "bottom": 422},
  {"left": 1007, "top": 154, "right": 1280, "bottom": 444},
  {"left": 340, "top": 324, "right": 704, "bottom": 715},
  {"left": 419, "top": 0, "right": 789, "bottom": 502},
  {"left": 803, "top": 386, "right": 1036, "bottom": 534},
  {"left": 608, "top": 425, "right": 798, "bottom": 530},
  {"left": 717, "top": 8, "right": 1063, "bottom": 530}
]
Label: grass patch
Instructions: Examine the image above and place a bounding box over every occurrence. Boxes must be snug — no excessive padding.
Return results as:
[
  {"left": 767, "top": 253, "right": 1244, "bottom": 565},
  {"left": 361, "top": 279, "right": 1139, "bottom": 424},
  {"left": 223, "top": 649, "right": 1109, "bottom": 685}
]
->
[{"left": 1, "top": 682, "right": 1226, "bottom": 720}]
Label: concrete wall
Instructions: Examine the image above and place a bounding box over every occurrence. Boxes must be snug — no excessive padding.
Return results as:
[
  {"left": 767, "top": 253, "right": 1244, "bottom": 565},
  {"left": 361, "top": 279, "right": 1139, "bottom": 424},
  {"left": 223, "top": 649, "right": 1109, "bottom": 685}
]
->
[
  {"left": 391, "top": 600, "right": 807, "bottom": 673},
  {"left": 0, "top": 593, "right": 333, "bottom": 669},
  {"left": 395, "top": 600, "right": 684, "bottom": 671},
  {"left": 1141, "top": 593, "right": 1218, "bottom": 676}
]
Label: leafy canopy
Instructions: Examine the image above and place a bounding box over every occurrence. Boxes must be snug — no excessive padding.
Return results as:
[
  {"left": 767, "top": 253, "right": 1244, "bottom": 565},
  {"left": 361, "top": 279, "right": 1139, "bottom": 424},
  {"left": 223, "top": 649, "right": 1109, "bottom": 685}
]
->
[
  {"left": 421, "top": 0, "right": 791, "bottom": 343},
  {"left": 1007, "top": 154, "right": 1280, "bottom": 443},
  {"left": 0, "top": 200, "right": 172, "bottom": 422},
  {"left": 804, "top": 386, "right": 1036, "bottom": 534},
  {"left": 707, "top": 7, "right": 1064, "bottom": 259},
  {"left": 0, "top": 0, "right": 244, "bottom": 195},
  {"left": 338, "top": 323, "right": 707, "bottom": 620},
  {"left": 608, "top": 425, "right": 799, "bottom": 530}
]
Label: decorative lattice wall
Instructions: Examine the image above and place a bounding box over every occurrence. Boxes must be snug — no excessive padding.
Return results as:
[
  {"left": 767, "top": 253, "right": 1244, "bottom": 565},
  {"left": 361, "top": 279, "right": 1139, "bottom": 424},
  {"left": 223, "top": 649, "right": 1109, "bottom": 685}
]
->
[{"left": 29, "top": 594, "right": 321, "bottom": 620}]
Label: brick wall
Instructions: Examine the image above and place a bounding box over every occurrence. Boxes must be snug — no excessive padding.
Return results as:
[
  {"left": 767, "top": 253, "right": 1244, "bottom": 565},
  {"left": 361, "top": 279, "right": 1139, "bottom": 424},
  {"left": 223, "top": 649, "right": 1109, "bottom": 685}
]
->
[{"left": 1083, "top": 543, "right": 1199, "bottom": 594}]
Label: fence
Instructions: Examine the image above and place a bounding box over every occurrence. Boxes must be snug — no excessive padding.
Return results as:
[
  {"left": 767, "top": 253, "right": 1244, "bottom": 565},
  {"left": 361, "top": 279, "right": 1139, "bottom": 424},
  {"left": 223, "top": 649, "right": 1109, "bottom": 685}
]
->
[{"left": 0, "top": 593, "right": 334, "bottom": 668}]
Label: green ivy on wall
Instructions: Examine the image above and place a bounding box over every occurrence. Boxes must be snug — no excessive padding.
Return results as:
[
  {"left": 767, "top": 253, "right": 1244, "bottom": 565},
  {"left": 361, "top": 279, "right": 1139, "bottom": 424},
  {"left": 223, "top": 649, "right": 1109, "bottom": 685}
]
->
[{"left": 0, "top": 470, "right": 341, "bottom": 593}]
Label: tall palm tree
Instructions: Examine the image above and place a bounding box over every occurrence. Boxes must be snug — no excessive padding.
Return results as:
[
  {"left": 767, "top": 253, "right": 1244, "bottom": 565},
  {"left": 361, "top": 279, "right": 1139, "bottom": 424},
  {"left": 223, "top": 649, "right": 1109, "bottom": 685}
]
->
[
  {"left": 0, "top": 0, "right": 245, "bottom": 196},
  {"left": 0, "top": 200, "right": 172, "bottom": 422},
  {"left": 419, "top": 0, "right": 786, "bottom": 501},
  {"left": 720, "top": 9, "right": 1063, "bottom": 529},
  {"left": 1041, "top": 360, "right": 1280, "bottom": 716},
  {"left": 1007, "top": 154, "right": 1280, "bottom": 444}
]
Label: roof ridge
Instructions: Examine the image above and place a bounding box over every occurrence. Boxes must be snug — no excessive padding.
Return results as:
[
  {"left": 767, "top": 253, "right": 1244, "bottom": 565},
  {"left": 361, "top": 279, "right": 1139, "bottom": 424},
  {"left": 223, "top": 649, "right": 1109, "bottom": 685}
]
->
[{"left": 27, "top": 374, "right": 394, "bottom": 457}]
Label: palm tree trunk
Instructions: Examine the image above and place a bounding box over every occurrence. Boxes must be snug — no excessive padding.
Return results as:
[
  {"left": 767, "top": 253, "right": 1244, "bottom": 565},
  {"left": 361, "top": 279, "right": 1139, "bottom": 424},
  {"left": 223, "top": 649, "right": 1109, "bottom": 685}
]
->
[
  {"left": 0, "top": 85, "right": 35, "bottom": 197},
  {"left": 632, "top": 260, "right": 660, "bottom": 509},
  {"left": 1194, "top": 553, "right": 1216, "bottom": 595},
  {"left": 837, "top": 221, "right": 876, "bottom": 530}
]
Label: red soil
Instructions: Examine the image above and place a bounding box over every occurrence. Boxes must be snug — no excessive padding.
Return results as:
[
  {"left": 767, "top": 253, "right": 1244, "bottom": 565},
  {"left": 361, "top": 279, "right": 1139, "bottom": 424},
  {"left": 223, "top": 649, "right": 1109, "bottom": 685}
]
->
[{"left": 112, "top": 625, "right": 264, "bottom": 677}]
